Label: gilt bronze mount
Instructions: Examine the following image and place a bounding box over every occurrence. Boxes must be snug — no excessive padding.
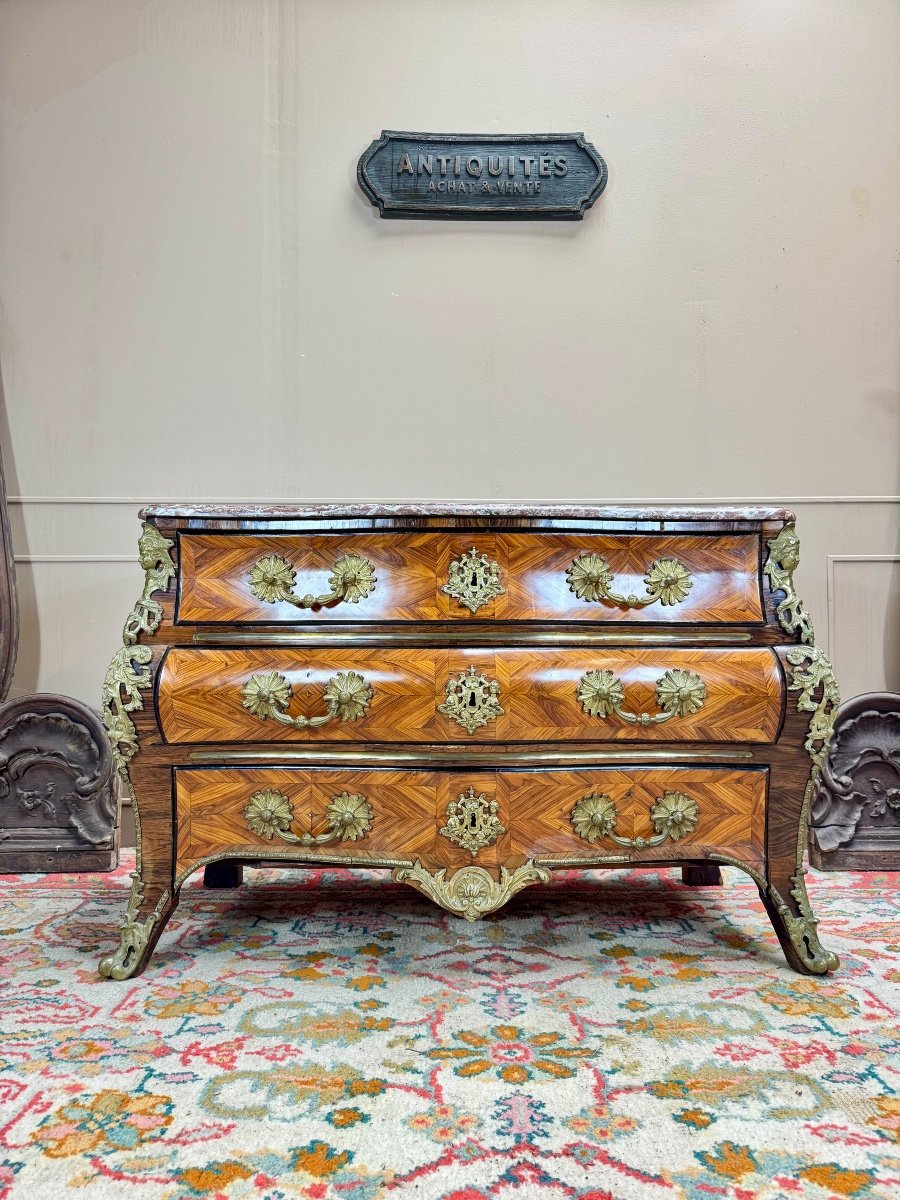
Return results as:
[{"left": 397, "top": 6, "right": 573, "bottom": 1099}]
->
[{"left": 440, "top": 785, "right": 505, "bottom": 855}]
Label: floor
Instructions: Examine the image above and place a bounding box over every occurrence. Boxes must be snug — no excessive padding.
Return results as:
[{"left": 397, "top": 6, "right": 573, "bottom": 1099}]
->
[{"left": 0, "top": 855, "right": 897, "bottom": 1199}]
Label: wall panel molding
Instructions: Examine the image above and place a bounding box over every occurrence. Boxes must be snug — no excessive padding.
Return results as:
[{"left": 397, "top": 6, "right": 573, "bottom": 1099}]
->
[
  {"left": 14, "top": 555, "right": 137, "bottom": 564},
  {"left": 827, "top": 555, "right": 900, "bottom": 698}
]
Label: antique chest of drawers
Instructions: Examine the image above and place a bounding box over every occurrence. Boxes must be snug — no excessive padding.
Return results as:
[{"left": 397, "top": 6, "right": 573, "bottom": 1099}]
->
[{"left": 99, "top": 504, "right": 840, "bottom": 978}]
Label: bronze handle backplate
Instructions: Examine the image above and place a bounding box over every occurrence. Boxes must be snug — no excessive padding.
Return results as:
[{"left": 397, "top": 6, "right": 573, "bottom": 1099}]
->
[
  {"left": 244, "top": 788, "right": 374, "bottom": 846},
  {"left": 241, "top": 670, "right": 373, "bottom": 729},
  {"left": 566, "top": 553, "right": 693, "bottom": 609},
  {"left": 577, "top": 668, "right": 706, "bottom": 726},
  {"left": 248, "top": 552, "right": 376, "bottom": 609},
  {"left": 570, "top": 790, "right": 699, "bottom": 849}
]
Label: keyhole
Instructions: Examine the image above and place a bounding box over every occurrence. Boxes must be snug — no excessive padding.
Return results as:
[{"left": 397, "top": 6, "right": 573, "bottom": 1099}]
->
[
  {"left": 470, "top": 571, "right": 479, "bottom": 588},
  {"left": 468, "top": 691, "right": 477, "bottom": 708},
  {"left": 467, "top": 812, "right": 478, "bottom": 830}
]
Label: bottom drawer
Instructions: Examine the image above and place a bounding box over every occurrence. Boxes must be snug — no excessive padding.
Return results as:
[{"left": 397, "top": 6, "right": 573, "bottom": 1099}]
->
[{"left": 174, "top": 765, "right": 767, "bottom": 879}]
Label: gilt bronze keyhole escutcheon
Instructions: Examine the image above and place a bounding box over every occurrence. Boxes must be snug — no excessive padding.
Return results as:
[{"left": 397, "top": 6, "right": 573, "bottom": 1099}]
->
[
  {"left": 438, "top": 665, "right": 504, "bottom": 734},
  {"left": 442, "top": 548, "right": 505, "bottom": 614},
  {"left": 440, "top": 786, "right": 505, "bottom": 856}
]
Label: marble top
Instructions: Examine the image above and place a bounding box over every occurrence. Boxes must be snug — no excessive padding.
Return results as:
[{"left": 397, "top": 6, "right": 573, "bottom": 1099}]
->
[{"left": 141, "top": 501, "right": 794, "bottom": 522}]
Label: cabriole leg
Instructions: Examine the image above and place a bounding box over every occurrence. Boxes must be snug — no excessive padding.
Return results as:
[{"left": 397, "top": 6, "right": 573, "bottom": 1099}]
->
[
  {"left": 762, "top": 645, "right": 841, "bottom": 975},
  {"left": 99, "top": 761, "right": 176, "bottom": 980},
  {"left": 759, "top": 863, "right": 839, "bottom": 975},
  {"left": 99, "top": 872, "right": 178, "bottom": 980}
]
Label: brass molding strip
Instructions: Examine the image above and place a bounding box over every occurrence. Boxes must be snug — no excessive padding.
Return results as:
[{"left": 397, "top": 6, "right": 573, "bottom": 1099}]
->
[
  {"left": 191, "top": 627, "right": 754, "bottom": 647},
  {"left": 175, "top": 847, "right": 412, "bottom": 889},
  {"left": 535, "top": 855, "right": 630, "bottom": 867},
  {"left": 188, "top": 746, "right": 755, "bottom": 767}
]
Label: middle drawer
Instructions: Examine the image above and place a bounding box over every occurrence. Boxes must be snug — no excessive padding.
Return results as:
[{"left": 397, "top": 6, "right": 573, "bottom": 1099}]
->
[{"left": 157, "top": 647, "right": 784, "bottom": 744}]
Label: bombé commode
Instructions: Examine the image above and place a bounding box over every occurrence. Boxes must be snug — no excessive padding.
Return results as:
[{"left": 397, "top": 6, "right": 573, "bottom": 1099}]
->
[{"left": 98, "top": 503, "right": 840, "bottom": 979}]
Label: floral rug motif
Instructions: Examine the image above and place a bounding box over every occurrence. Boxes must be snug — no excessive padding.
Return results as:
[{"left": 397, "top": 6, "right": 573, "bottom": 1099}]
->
[{"left": 0, "top": 855, "right": 898, "bottom": 1199}]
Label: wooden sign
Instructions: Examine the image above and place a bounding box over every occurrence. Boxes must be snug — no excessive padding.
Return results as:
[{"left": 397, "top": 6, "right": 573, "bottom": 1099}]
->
[{"left": 357, "top": 131, "right": 607, "bottom": 220}]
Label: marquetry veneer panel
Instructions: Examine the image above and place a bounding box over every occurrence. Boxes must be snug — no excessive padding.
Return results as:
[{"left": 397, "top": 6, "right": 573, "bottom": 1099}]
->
[
  {"left": 177, "top": 532, "right": 764, "bottom": 625},
  {"left": 503, "top": 766, "right": 767, "bottom": 868},
  {"left": 157, "top": 646, "right": 784, "bottom": 745},
  {"left": 175, "top": 767, "right": 439, "bottom": 872},
  {"left": 174, "top": 765, "right": 767, "bottom": 879}
]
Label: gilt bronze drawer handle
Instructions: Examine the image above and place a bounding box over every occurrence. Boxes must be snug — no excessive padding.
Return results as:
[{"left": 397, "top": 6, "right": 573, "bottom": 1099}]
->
[
  {"left": 241, "top": 670, "right": 373, "bottom": 728},
  {"left": 443, "top": 547, "right": 505, "bottom": 614},
  {"left": 244, "top": 788, "right": 373, "bottom": 845},
  {"left": 570, "top": 790, "right": 699, "bottom": 848},
  {"left": 248, "top": 552, "right": 376, "bottom": 609},
  {"left": 566, "top": 553, "right": 692, "bottom": 608},
  {"left": 577, "top": 668, "right": 706, "bottom": 726},
  {"left": 440, "top": 785, "right": 505, "bottom": 856},
  {"left": 439, "top": 665, "right": 504, "bottom": 734}
]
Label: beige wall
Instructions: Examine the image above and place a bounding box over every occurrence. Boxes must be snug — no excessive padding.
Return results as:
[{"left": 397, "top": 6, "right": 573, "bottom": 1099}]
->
[{"left": 1, "top": 0, "right": 898, "bottom": 710}]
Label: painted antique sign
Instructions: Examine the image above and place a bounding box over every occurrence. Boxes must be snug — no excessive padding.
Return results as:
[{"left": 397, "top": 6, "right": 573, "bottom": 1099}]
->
[{"left": 357, "top": 132, "right": 607, "bottom": 219}]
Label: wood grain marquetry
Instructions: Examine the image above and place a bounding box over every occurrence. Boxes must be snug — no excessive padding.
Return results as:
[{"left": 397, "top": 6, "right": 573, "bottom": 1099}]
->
[
  {"left": 176, "top": 532, "right": 764, "bottom": 625},
  {"left": 174, "top": 765, "right": 767, "bottom": 879},
  {"left": 156, "top": 646, "right": 784, "bottom": 745},
  {"left": 175, "top": 767, "right": 438, "bottom": 874},
  {"left": 503, "top": 766, "right": 767, "bottom": 869}
]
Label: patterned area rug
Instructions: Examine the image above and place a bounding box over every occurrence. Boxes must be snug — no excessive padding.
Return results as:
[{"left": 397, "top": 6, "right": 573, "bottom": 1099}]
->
[{"left": 0, "top": 856, "right": 898, "bottom": 1200}]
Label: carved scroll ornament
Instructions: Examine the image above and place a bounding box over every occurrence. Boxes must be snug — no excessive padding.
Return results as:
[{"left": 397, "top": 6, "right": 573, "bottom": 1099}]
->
[
  {"left": 0, "top": 696, "right": 119, "bottom": 871},
  {"left": 809, "top": 695, "right": 900, "bottom": 854}
]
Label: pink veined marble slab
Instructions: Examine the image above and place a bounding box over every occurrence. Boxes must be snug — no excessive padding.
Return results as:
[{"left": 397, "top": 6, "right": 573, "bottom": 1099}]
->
[{"left": 140, "top": 501, "right": 794, "bottom": 522}]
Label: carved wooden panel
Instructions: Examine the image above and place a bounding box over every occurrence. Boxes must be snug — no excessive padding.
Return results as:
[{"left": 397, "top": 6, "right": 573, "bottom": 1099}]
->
[
  {"left": 0, "top": 695, "right": 119, "bottom": 872},
  {"left": 176, "top": 532, "right": 764, "bottom": 625},
  {"left": 157, "top": 646, "right": 784, "bottom": 745},
  {"left": 809, "top": 692, "right": 900, "bottom": 870},
  {"left": 174, "top": 764, "right": 767, "bottom": 880}
]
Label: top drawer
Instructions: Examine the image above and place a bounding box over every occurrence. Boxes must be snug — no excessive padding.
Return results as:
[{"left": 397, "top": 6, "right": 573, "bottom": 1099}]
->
[{"left": 176, "top": 531, "right": 764, "bottom": 626}]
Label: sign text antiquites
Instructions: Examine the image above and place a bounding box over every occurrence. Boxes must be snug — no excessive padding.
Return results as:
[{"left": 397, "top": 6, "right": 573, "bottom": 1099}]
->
[{"left": 357, "top": 132, "right": 607, "bottom": 220}]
